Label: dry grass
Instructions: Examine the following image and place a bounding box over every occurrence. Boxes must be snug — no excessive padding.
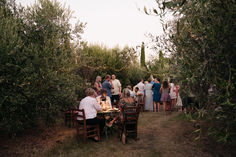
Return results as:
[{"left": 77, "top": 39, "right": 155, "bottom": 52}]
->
[{"left": 0, "top": 112, "right": 215, "bottom": 157}]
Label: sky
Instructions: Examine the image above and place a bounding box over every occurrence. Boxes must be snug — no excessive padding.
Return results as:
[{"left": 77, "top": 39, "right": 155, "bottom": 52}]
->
[{"left": 16, "top": 0, "right": 164, "bottom": 59}]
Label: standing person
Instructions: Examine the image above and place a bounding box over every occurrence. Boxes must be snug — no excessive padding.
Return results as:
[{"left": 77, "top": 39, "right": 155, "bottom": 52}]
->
[
  {"left": 102, "top": 75, "right": 113, "bottom": 98},
  {"left": 144, "top": 79, "right": 154, "bottom": 111},
  {"left": 136, "top": 79, "right": 145, "bottom": 101},
  {"left": 78, "top": 88, "right": 105, "bottom": 141},
  {"left": 160, "top": 80, "right": 171, "bottom": 112},
  {"left": 175, "top": 84, "right": 183, "bottom": 111},
  {"left": 169, "top": 80, "right": 177, "bottom": 110},
  {"left": 136, "top": 79, "right": 145, "bottom": 95},
  {"left": 94, "top": 76, "right": 102, "bottom": 95},
  {"left": 111, "top": 74, "right": 122, "bottom": 106},
  {"left": 152, "top": 78, "right": 161, "bottom": 112}
]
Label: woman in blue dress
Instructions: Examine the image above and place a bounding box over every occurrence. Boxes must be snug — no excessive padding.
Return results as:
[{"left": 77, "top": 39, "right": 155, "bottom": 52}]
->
[{"left": 152, "top": 78, "right": 161, "bottom": 112}]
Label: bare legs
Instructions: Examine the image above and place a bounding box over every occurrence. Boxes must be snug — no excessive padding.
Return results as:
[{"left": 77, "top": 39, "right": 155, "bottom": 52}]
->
[
  {"left": 163, "top": 102, "right": 167, "bottom": 112},
  {"left": 154, "top": 101, "right": 161, "bottom": 112},
  {"left": 153, "top": 101, "right": 157, "bottom": 112},
  {"left": 171, "top": 99, "right": 177, "bottom": 110},
  {"left": 107, "top": 114, "right": 119, "bottom": 127}
]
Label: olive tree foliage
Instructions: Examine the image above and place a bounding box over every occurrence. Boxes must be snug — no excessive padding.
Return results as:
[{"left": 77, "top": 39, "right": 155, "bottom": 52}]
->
[
  {"left": 0, "top": 0, "right": 85, "bottom": 135},
  {"left": 75, "top": 44, "right": 146, "bottom": 87},
  {"left": 148, "top": 0, "right": 236, "bottom": 143},
  {"left": 146, "top": 50, "right": 171, "bottom": 81}
]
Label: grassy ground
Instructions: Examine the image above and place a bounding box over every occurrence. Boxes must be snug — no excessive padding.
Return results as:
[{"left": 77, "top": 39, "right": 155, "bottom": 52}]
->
[{"left": 0, "top": 112, "right": 216, "bottom": 157}]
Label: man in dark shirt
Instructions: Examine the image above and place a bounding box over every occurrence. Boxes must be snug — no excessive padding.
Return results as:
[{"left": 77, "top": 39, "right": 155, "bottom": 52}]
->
[{"left": 102, "top": 75, "right": 113, "bottom": 98}]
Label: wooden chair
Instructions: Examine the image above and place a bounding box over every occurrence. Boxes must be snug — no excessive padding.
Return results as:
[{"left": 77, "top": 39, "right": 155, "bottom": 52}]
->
[
  {"left": 64, "top": 109, "right": 73, "bottom": 127},
  {"left": 76, "top": 109, "right": 100, "bottom": 144},
  {"left": 64, "top": 109, "right": 79, "bottom": 127},
  {"left": 138, "top": 96, "right": 145, "bottom": 112},
  {"left": 118, "top": 106, "right": 140, "bottom": 144}
]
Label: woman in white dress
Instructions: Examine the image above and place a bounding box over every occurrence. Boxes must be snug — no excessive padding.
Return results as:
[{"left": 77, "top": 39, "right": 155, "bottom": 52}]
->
[
  {"left": 169, "top": 81, "right": 177, "bottom": 109},
  {"left": 175, "top": 85, "right": 183, "bottom": 111},
  {"left": 144, "top": 79, "right": 153, "bottom": 111}
]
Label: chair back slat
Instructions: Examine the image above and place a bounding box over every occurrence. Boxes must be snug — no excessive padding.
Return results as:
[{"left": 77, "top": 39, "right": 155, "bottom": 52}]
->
[
  {"left": 77, "top": 109, "right": 86, "bottom": 125},
  {"left": 64, "top": 109, "right": 80, "bottom": 127},
  {"left": 122, "top": 106, "right": 140, "bottom": 122}
]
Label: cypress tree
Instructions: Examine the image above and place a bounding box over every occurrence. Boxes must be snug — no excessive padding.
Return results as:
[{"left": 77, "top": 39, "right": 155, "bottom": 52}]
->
[{"left": 140, "top": 42, "right": 145, "bottom": 67}]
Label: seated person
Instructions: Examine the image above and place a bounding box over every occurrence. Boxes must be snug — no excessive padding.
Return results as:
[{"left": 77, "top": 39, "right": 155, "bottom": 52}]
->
[
  {"left": 106, "top": 88, "right": 136, "bottom": 127},
  {"left": 96, "top": 89, "right": 112, "bottom": 110},
  {"left": 127, "top": 85, "right": 135, "bottom": 98},
  {"left": 78, "top": 88, "right": 105, "bottom": 141},
  {"left": 134, "top": 87, "right": 143, "bottom": 103},
  {"left": 120, "top": 88, "right": 136, "bottom": 107}
]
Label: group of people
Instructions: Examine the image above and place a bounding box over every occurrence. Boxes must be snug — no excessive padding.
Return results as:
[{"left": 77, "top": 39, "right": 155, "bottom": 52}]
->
[
  {"left": 133, "top": 78, "right": 182, "bottom": 112},
  {"left": 94, "top": 74, "right": 122, "bottom": 107},
  {"left": 77, "top": 74, "right": 124, "bottom": 141},
  {"left": 77, "top": 74, "right": 183, "bottom": 141}
]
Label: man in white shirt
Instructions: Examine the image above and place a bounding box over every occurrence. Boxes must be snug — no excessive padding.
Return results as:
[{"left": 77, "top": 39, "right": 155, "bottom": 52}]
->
[
  {"left": 78, "top": 88, "right": 105, "bottom": 140},
  {"left": 136, "top": 79, "right": 145, "bottom": 101},
  {"left": 111, "top": 74, "right": 122, "bottom": 106},
  {"left": 136, "top": 79, "right": 145, "bottom": 95}
]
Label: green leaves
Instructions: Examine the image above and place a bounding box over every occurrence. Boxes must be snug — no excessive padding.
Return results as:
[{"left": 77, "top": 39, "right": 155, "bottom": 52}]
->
[
  {"left": 153, "top": 0, "right": 236, "bottom": 144},
  {"left": 75, "top": 44, "right": 142, "bottom": 87},
  {"left": 0, "top": 0, "right": 84, "bottom": 135}
]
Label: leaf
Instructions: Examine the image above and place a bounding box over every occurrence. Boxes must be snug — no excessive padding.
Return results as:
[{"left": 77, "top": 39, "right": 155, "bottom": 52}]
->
[
  {"left": 144, "top": 6, "right": 149, "bottom": 15},
  {"left": 180, "top": 0, "right": 186, "bottom": 7},
  {"left": 153, "top": 9, "right": 158, "bottom": 14},
  {"left": 163, "top": 2, "right": 174, "bottom": 9},
  {"left": 194, "top": 136, "right": 200, "bottom": 141}
]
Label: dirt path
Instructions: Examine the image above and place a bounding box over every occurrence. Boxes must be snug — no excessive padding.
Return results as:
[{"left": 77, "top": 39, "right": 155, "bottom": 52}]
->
[
  {"left": 0, "top": 112, "right": 214, "bottom": 157},
  {"left": 135, "top": 112, "right": 212, "bottom": 157},
  {"left": 45, "top": 112, "right": 213, "bottom": 157}
]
